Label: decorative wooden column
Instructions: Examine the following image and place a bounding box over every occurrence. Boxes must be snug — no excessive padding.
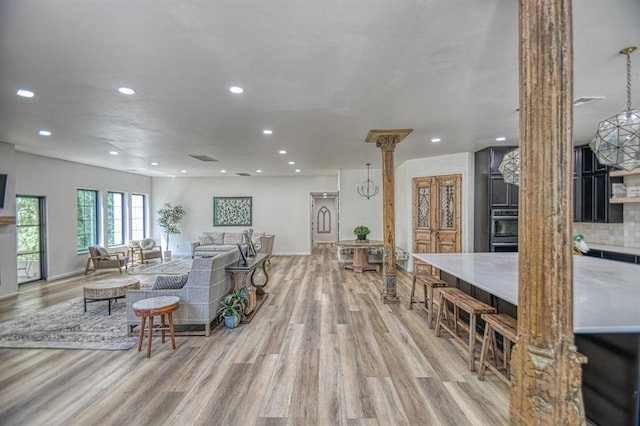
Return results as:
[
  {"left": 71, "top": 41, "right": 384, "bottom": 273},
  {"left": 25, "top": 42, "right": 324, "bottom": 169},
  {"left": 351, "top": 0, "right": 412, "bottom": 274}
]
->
[
  {"left": 510, "top": 0, "right": 584, "bottom": 424},
  {"left": 365, "top": 129, "right": 412, "bottom": 304}
]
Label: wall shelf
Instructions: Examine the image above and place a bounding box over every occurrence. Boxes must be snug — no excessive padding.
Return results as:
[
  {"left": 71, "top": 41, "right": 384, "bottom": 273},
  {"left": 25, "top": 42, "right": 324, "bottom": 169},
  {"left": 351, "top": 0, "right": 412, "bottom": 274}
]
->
[
  {"left": 610, "top": 168, "right": 640, "bottom": 177},
  {"left": 610, "top": 197, "right": 640, "bottom": 204},
  {"left": 0, "top": 215, "right": 16, "bottom": 225}
]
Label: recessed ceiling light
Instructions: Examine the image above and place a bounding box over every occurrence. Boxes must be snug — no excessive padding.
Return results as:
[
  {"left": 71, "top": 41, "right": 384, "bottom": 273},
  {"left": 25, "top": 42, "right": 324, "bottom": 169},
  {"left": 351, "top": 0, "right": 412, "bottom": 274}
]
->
[
  {"left": 220, "top": 170, "right": 227, "bottom": 173},
  {"left": 16, "top": 89, "right": 34, "bottom": 98},
  {"left": 229, "top": 86, "right": 244, "bottom": 94},
  {"left": 431, "top": 138, "right": 441, "bottom": 143},
  {"left": 151, "top": 162, "right": 158, "bottom": 166},
  {"left": 288, "top": 161, "right": 295, "bottom": 165},
  {"left": 38, "top": 130, "right": 51, "bottom": 136},
  {"left": 279, "top": 150, "right": 287, "bottom": 154},
  {"left": 496, "top": 136, "right": 507, "bottom": 142},
  {"left": 109, "top": 151, "right": 118, "bottom": 155},
  {"left": 263, "top": 129, "right": 273, "bottom": 135},
  {"left": 118, "top": 87, "right": 136, "bottom": 95},
  {"left": 181, "top": 170, "right": 187, "bottom": 173},
  {"left": 256, "top": 169, "right": 262, "bottom": 173},
  {"left": 295, "top": 169, "right": 301, "bottom": 173}
]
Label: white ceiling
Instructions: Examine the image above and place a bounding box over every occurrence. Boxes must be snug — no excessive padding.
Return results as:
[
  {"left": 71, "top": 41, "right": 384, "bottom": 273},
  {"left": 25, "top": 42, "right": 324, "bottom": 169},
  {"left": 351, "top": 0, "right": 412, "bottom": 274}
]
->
[{"left": 0, "top": 0, "right": 639, "bottom": 177}]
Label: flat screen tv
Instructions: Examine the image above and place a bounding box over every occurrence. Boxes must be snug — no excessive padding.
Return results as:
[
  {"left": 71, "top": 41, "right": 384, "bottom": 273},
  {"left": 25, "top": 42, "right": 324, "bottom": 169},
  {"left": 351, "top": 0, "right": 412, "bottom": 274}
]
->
[{"left": 0, "top": 174, "right": 6, "bottom": 209}]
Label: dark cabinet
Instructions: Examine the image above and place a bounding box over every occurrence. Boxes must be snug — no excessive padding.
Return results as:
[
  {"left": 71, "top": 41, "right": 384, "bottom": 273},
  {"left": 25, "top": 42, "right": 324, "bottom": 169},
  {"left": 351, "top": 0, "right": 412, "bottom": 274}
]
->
[
  {"left": 574, "top": 146, "right": 623, "bottom": 223},
  {"left": 490, "top": 177, "right": 519, "bottom": 208}
]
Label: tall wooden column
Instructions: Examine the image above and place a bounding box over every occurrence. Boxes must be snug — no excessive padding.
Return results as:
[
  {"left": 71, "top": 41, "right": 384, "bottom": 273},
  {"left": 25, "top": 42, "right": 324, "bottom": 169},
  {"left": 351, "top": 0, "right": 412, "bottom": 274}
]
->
[
  {"left": 510, "top": 0, "right": 584, "bottom": 424},
  {"left": 365, "top": 129, "right": 412, "bottom": 304}
]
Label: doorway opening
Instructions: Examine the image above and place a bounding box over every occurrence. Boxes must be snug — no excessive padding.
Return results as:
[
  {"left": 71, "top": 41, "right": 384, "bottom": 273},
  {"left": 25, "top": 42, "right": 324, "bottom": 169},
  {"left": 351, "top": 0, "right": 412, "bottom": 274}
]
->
[
  {"left": 310, "top": 192, "right": 339, "bottom": 250},
  {"left": 16, "top": 195, "right": 47, "bottom": 284}
]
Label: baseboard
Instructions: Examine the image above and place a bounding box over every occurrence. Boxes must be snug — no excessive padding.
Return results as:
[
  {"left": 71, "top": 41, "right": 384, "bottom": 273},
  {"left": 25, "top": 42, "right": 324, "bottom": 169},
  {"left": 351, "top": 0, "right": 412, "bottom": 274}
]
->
[
  {"left": 48, "top": 269, "right": 86, "bottom": 281},
  {"left": 0, "top": 291, "right": 18, "bottom": 301}
]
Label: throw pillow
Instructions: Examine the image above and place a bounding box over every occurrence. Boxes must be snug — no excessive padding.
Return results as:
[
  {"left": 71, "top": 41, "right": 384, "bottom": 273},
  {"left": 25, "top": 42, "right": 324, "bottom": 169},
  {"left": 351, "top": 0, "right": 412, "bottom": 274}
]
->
[
  {"left": 199, "top": 234, "right": 213, "bottom": 245},
  {"left": 140, "top": 238, "right": 156, "bottom": 250},
  {"left": 251, "top": 235, "right": 262, "bottom": 251},
  {"left": 97, "top": 247, "right": 110, "bottom": 259},
  {"left": 223, "top": 232, "right": 243, "bottom": 245},
  {"left": 152, "top": 274, "right": 189, "bottom": 290},
  {"left": 206, "top": 232, "right": 225, "bottom": 245},
  {"left": 129, "top": 240, "right": 140, "bottom": 248}
]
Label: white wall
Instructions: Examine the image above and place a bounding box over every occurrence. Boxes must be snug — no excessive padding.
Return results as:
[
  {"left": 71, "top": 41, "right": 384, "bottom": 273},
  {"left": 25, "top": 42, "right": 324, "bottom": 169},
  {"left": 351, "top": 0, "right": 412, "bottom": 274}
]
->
[
  {"left": 338, "top": 168, "right": 383, "bottom": 241},
  {"left": 395, "top": 152, "right": 475, "bottom": 270},
  {"left": 14, "top": 152, "right": 152, "bottom": 280},
  {"left": 150, "top": 175, "right": 338, "bottom": 255},
  {"left": 0, "top": 142, "right": 17, "bottom": 298}
]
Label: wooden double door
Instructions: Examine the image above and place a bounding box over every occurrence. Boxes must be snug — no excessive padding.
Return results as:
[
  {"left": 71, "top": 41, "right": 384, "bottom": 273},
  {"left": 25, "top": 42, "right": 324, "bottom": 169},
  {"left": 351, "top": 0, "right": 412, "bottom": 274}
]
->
[{"left": 413, "top": 174, "right": 462, "bottom": 275}]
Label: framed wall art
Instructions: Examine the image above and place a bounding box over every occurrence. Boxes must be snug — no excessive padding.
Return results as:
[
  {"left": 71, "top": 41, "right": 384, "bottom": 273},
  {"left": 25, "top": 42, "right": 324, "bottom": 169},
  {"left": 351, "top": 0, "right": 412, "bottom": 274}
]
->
[{"left": 213, "top": 196, "right": 252, "bottom": 226}]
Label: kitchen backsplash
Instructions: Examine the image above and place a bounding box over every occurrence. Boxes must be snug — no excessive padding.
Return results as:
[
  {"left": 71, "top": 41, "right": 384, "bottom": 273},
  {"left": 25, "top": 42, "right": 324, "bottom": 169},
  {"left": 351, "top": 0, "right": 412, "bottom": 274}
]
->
[{"left": 573, "top": 174, "right": 640, "bottom": 248}]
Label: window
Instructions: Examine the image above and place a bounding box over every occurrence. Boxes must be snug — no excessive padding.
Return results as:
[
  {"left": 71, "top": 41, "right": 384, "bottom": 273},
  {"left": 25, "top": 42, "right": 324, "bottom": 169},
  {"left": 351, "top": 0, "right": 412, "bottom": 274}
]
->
[
  {"left": 107, "top": 191, "right": 124, "bottom": 246},
  {"left": 131, "top": 194, "right": 146, "bottom": 240},
  {"left": 77, "top": 189, "right": 98, "bottom": 251}
]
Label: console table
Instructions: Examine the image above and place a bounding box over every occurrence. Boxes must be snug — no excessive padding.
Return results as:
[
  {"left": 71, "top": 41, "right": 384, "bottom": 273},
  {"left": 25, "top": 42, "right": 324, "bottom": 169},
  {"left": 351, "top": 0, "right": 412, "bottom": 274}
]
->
[
  {"left": 226, "top": 253, "right": 269, "bottom": 322},
  {"left": 335, "top": 240, "right": 383, "bottom": 273}
]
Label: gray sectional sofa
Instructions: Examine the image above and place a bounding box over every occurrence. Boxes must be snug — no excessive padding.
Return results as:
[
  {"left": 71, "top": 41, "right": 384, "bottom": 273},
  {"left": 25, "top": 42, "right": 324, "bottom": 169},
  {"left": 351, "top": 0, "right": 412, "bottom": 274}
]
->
[{"left": 191, "top": 231, "right": 244, "bottom": 258}]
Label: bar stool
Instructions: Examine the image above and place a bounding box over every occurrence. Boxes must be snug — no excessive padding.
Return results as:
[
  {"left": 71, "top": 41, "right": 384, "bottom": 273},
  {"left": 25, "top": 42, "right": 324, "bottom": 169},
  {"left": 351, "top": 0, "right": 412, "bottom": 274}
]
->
[
  {"left": 132, "top": 296, "right": 180, "bottom": 358},
  {"left": 409, "top": 272, "right": 447, "bottom": 328},
  {"left": 435, "top": 288, "right": 496, "bottom": 371}
]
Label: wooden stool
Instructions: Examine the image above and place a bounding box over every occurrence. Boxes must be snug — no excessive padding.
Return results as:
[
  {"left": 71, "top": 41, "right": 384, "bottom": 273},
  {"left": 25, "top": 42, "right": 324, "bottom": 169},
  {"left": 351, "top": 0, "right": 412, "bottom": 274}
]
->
[
  {"left": 409, "top": 272, "right": 447, "bottom": 328},
  {"left": 478, "top": 313, "right": 588, "bottom": 385},
  {"left": 435, "top": 288, "right": 496, "bottom": 371},
  {"left": 132, "top": 296, "right": 180, "bottom": 358},
  {"left": 477, "top": 313, "right": 517, "bottom": 385}
]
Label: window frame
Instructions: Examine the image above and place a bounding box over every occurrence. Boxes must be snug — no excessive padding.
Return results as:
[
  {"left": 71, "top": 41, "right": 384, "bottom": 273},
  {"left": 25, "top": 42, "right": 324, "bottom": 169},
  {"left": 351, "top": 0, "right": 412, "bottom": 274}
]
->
[
  {"left": 106, "top": 191, "right": 125, "bottom": 247},
  {"left": 77, "top": 189, "right": 98, "bottom": 252},
  {"left": 130, "top": 193, "right": 147, "bottom": 241}
]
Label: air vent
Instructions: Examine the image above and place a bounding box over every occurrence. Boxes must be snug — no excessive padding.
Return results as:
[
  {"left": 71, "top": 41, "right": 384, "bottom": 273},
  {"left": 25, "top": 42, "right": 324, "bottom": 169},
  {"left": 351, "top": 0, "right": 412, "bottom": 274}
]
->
[
  {"left": 188, "top": 154, "right": 218, "bottom": 162},
  {"left": 236, "top": 172, "right": 251, "bottom": 176},
  {"left": 573, "top": 97, "right": 605, "bottom": 107}
]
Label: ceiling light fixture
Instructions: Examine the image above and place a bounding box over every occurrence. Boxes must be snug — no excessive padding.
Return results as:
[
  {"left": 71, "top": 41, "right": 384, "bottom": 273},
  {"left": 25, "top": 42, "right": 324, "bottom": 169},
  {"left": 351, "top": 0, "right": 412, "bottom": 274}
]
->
[
  {"left": 220, "top": 170, "right": 227, "bottom": 173},
  {"left": 496, "top": 136, "right": 507, "bottom": 142},
  {"left": 38, "top": 130, "right": 51, "bottom": 136},
  {"left": 263, "top": 129, "right": 273, "bottom": 135},
  {"left": 181, "top": 170, "right": 187, "bottom": 173},
  {"left": 256, "top": 169, "right": 262, "bottom": 173},
  {"left": 229, "top": 86, "right": 244, "bottom": 94},
  {"left": 118, "top": 87, "right": 136, "bottom": 95},
  {"left": 288, "top": 161, "right": 295, "bottom": 165},
  {"left": 431, "top": 138, "right": 441, "bottom": 143},
  {"left": 498, "top": 148, "right": 520, "bottom": 186},
  {"left": 279, "top": 150, "right": 287, "bottom": 154},
  {"left": 295, "top": 169, "right": 301, "bottom": 173},
  {"left": 109, "top": 151, "right": 118, "bottom": 155},
  {"left": 151, "top": 162, "right": 158, "bottom": 166},
  {"left": 357, "top": 163, "right": 379, "bottom": 199},
  {"left": 590, "top": 46, "right": 640, "bottom": 171},
  {"left": 16, "top": 89, "right": 34, "bottom": 98}
]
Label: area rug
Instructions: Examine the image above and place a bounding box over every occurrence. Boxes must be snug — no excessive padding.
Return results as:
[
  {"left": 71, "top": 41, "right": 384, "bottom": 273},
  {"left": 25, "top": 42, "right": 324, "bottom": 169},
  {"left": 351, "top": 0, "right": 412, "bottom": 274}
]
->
[
  {"left": 0, "top": 297, "right": 137, "bottom": 350},
  {"left": 127, "top": 258, "right": 193, "bottom": 275}
]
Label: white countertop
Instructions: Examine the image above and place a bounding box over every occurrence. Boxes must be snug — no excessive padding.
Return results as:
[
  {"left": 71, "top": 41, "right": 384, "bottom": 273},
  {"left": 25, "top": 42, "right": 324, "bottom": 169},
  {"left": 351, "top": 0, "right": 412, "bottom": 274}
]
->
[
  {"left": 412, "top": 253, "right": 640, "bottom": 334},
  {"left": 587, "top": 243, "right": 640, "bottom": 257}
]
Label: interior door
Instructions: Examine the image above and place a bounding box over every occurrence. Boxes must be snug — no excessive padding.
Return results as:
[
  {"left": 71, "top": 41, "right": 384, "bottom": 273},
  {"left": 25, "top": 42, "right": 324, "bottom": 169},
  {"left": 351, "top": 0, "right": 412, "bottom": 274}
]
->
[
  {"left": 434, "top": 175, "right": 462, "bottom": 253},
  {"left": 413, "top": 177, "right": 436, "bottom": 275}
]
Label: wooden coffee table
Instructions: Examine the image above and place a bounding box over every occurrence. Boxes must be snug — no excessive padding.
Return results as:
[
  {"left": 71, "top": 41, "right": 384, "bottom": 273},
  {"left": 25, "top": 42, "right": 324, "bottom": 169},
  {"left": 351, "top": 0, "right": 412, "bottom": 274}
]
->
[{"left": 83, "top": 278, "right": 140, "bottom": 315}]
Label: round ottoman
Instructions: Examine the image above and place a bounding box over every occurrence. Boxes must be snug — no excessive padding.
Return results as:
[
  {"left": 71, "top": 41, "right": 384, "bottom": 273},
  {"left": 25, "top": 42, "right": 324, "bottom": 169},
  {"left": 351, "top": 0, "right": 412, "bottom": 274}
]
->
[{"left": 83, "top": 278, "right": 140, "bottom": 315}]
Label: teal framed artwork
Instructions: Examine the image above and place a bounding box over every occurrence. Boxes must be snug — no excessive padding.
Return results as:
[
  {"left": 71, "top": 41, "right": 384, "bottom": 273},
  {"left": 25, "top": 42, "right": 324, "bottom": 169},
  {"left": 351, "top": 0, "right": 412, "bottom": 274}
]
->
[{"left": 213, "top": 197, "right": 252, "bottom": 226}]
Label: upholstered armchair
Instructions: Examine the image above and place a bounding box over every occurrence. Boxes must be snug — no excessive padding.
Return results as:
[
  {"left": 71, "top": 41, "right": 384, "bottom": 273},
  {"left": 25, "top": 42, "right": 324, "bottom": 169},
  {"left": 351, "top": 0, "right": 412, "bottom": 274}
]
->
[
  {"left": 84, "top": 245, "right": 129, "bottom": 274},
  {"left": 130, "top": 238, "right": 163, "bottom": 264}
]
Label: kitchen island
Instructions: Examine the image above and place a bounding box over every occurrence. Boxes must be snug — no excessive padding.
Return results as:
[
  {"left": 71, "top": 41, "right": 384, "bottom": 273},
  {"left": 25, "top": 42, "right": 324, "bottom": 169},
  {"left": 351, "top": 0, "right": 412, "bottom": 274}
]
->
[{"left": 413, "top": 252, "right": 640, "bottom": 426}]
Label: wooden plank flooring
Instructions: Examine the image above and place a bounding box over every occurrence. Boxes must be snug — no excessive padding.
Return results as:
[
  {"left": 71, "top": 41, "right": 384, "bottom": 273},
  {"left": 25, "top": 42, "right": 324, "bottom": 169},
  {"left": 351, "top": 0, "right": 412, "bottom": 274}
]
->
[{"left": 0, "top": 245, "right": 510, "bottom": 425}]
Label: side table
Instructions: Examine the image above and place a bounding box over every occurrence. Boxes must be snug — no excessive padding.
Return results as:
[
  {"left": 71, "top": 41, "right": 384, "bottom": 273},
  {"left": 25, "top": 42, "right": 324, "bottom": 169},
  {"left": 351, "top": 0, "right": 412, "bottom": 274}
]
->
[{"left": 132, "top": 296, "right": 180, "bottom": 358}]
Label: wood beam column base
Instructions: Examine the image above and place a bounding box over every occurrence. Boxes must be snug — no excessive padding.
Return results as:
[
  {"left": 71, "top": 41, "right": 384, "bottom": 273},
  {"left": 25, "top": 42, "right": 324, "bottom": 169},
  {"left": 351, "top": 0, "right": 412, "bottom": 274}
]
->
[
  {"left": 509, "top": 340, "right": 585, "bottom": 425},
  {"left": 381, "top": 273, "right": 400, "bottom": 304}
]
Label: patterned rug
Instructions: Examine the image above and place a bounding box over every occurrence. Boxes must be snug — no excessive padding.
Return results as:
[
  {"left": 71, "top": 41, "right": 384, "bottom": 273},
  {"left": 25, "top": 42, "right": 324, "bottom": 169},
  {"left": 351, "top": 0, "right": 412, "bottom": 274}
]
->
[
  {"left": 127, "top": 258, "right": 193, "bottom": 275},
  {"left": 0, "top": 297, "right": 137, "bottom": 350}
]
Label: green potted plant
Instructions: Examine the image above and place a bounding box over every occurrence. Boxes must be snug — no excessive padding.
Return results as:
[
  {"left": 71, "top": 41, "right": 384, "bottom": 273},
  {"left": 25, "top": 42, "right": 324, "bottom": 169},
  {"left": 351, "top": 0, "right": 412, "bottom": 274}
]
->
[
  {"left": 218, "top": 290, "right": 248, "bottom": 329},
  {"left": 157, "top": 202, "right": 185, "bottom": 259},
  {"left": 353, "top": 225, "right": 371, "bottom": 241}
]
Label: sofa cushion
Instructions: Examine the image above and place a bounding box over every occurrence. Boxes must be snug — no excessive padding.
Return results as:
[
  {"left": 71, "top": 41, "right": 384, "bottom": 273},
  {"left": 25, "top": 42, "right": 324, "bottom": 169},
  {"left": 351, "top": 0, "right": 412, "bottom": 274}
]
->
[
  {"left": 223, "top": 232, "right": 243, "bottom": 245},
  {"left": 152, "top": 274, "right": 189, "bottom": 290},
  {"left": 140, "top": 238, "right": 156, "bottom": 250},
  {"left": 206, "top": 232, "right": 225, "bottom": 245},
  {"left": 97, "top": 247, "right": 110, "bottom": 259},
  {"left": 199, "top": 234, "right": 213, "bottom": 245},
  {"left": 195, "top": 244, "right": 236, "bottom": 253}
]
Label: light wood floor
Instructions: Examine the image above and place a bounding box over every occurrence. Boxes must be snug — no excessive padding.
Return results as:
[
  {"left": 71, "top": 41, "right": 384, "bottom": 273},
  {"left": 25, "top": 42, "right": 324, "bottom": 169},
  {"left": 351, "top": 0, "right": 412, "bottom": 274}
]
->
[{"left": 0, "top": 244, "right": 510, "bottom": 425}]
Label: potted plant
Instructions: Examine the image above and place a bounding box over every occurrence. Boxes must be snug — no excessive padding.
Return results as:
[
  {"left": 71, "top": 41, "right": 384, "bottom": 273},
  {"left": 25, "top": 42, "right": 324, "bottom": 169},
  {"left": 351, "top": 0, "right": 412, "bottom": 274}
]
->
[
  {"left": 156, "top": 202, "right": 185, "bottom": 259},
  {"left": 353, "top": 225, "right": 371, "bottom": 241},
  {"left": 218, "top": 290, "right": 247, "bottom": 329}
]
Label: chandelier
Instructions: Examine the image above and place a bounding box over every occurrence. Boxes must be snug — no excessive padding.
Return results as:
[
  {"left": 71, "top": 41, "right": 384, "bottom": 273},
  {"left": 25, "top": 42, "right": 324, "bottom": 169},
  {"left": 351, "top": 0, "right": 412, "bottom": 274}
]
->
[
  {"left": 589, "top": 46, "right": 640, "bottom": 171},
  {"left": 357, "top": 163, "right": 379, "bottom": 199},
  {"left": 498, "top": 148, "right": 520, "bottom": 186}
]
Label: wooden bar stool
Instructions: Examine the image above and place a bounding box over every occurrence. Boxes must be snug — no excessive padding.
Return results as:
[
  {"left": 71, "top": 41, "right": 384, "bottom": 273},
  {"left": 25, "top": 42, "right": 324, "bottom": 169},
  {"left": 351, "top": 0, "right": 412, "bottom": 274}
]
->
[
  {"left": 435, "top": 288, "right": 496, "bottom": 371},
  {"left": 409, "top": 272, "right": 447, "bottom": 328},
  {"left": 478, "top": 313, "right": 588, "bottom": 385},
  {"left": 132, "top": 296, "right": 180, "bottom": 358}
]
